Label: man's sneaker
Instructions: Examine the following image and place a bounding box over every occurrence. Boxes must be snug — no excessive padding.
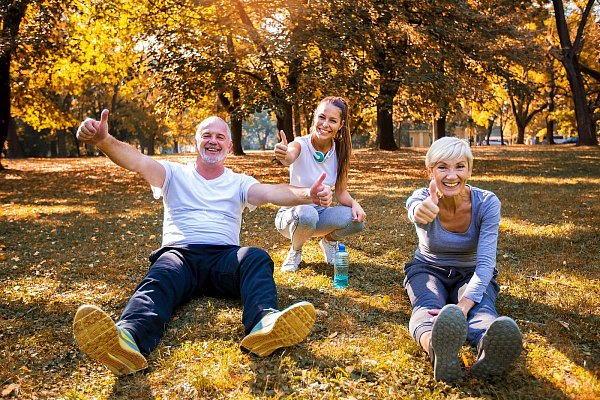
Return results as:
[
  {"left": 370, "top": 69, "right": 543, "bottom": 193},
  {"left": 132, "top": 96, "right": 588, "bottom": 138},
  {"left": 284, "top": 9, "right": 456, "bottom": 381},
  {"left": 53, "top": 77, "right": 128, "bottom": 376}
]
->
[
  {"left": 430, "top": 304, "right": 467, "bottom": 382},
  {"left": 240, "top": 301, "right": 316, "bottom": 357},
  {"left": 319, "top": 238, "right": 337, "bottom": 265},
  {"left": 281, "top": 248, "right": 302, "bottom": 272},
  {"left": 471, "top": 316, "right": 522, "bottom": 380},
  {"left": 73, "top": 304, "right": 148, "bottom": 376}
]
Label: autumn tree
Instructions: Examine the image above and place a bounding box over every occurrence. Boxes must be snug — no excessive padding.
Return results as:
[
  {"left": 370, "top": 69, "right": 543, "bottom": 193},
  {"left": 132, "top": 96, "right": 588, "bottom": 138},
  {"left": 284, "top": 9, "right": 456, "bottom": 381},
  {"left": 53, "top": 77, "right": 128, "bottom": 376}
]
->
[
  {"left": 550, "top": 0, "right": 598, "bottom": 146},
  {"left": 1, "top": 0, "right": 73, "bottom": 169},
  {"left": 7, "top": 0, "right": 162, "bottom": 158}
]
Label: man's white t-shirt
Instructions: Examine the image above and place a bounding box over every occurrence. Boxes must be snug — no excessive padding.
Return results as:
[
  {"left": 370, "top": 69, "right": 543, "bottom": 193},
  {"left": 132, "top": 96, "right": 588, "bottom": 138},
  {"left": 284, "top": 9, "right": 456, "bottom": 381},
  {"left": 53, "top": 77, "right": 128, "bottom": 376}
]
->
[{"left": 151, "top": 161, "right": 259, "bottom": 247}]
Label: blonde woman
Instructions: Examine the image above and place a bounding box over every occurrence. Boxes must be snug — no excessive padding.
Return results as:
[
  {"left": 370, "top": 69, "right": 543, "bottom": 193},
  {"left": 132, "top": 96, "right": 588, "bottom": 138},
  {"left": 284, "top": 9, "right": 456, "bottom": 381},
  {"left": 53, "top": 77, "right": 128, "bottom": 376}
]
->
[{"left": 404, "top": 137, "right": 522, "bottom": 382}]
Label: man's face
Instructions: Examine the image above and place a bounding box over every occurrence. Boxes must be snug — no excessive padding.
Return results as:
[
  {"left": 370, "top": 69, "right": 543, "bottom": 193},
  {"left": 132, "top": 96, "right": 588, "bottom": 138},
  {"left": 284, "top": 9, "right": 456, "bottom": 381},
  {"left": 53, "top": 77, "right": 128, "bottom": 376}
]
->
[{"left": 196, "top": 120, "right": 232, "bottom": 164}]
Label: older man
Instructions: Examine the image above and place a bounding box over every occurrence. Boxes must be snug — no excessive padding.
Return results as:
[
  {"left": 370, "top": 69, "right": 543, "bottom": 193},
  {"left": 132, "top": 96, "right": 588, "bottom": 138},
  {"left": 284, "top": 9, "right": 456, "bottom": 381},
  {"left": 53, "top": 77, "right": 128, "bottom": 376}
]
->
[{"left": 73, "top": 110, "right": 332, "bottom": 375}]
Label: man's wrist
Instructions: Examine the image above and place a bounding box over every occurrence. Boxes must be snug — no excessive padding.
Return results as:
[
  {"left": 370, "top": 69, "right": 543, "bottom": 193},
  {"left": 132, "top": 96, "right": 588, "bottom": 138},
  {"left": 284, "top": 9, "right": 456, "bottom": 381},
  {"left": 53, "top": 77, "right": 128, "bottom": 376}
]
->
[{"left": 92, "top": 134, "right": 112, "bottom": 149}]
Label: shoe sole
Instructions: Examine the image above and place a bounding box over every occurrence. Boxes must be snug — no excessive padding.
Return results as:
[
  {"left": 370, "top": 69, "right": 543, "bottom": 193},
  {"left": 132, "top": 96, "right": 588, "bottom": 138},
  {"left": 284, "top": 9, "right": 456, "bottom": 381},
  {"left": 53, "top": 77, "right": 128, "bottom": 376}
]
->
[
  {"left": 471, "top": 317, "right": 522, "bottom": 379},
  {"left": 431, "top": 304, "right": 467, "bottom": 382},
  {"left": 240, "top": 302, "right": 316, "bottom": 357},
  {"left": 73, "top": 305, "right": 148, "bottom": 375}
]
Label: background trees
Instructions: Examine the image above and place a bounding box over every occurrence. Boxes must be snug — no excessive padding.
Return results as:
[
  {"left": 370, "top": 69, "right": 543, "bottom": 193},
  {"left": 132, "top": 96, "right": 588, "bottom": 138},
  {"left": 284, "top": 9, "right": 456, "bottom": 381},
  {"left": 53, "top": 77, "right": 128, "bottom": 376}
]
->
[{"left": 1, "top": 0, "right": 598, "bottom": 164}]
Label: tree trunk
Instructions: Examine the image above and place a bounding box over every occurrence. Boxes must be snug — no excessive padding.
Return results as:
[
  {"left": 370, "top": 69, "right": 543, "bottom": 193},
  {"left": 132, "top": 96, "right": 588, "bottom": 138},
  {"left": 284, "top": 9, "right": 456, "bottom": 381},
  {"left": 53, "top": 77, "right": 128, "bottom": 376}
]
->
[
  {"left": 516, "top": 123, "right": 525, "bottom": 145},
  {"left": 58, "top": 130, "right": 67, "bottom": 157},
  {"left": 147, "top": 133, "right": 155, "bottom": 155},
  {"left": 435, "top": 114, "right": 447, "bottom": 139},
  {"left": 552, "top": 0, "right": 597, "bottom": 146},
  {"left": 0, "top": 1, "right": 29, "bottom": 170},
  {"left": 293, "top": 101, "right": 301, "bottom": 138},
  {"left": 546, "top": 61, "right": 557, "bottom": 145},
  {"left": 376, "top": 81, "right": 399, "bottom": 150},
  {"left": 231, "top": 113, "right": 243, "bottom": 155},
  {"left": 260, "top": 124, "right": 271, "bottom": 150},
  {"left": 217, "top": 90, "right": 245, "bottom": 156},
  {"left": 288, "top": 56, "right": 302, "bottom": 138},
  {"left": 7, "top": 117, "right": 24, "bottom": 158},
  {"left": 50, "top": 141, "right": 58, "bottom": 157},
  {"left": 0, "top": 52, "right": 10, "bottom": 170},
  {"left": 486, "top": 118, "right": 494, "bottom": 145},
  {"left": 563, "top": 60, "right": 596, "bottom": 145},
  {"left": 276, "top": 102, "right": 294, "bottom": 143}
]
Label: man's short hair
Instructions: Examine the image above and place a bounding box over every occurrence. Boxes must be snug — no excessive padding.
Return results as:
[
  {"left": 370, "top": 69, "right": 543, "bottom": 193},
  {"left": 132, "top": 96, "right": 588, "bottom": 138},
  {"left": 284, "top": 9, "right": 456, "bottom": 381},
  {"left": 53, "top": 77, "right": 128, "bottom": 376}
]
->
[{"left": 195, "top": 116, "right": 231, "bottom": 141}]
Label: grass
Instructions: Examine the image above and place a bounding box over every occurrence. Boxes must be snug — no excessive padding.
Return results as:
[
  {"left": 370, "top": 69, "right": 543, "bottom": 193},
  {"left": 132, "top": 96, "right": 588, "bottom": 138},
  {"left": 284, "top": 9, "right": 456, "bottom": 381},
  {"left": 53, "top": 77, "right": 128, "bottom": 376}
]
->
[{"left": 0, "top": 145, "right": 599, "bottom": 399}]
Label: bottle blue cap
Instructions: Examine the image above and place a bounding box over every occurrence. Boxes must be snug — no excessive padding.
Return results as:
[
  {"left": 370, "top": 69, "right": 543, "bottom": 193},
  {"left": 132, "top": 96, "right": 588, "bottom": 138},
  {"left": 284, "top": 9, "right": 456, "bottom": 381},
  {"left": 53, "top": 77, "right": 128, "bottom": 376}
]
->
[{"left": 338, "top": 244, "right": 345, "bottom": 251}]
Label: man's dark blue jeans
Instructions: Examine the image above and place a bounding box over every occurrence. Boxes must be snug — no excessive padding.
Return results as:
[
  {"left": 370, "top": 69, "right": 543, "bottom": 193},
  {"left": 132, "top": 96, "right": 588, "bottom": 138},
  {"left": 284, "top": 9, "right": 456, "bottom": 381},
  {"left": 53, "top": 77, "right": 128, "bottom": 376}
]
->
[{"left": 116, "top": 244, "right": 277, "bottom": 356}]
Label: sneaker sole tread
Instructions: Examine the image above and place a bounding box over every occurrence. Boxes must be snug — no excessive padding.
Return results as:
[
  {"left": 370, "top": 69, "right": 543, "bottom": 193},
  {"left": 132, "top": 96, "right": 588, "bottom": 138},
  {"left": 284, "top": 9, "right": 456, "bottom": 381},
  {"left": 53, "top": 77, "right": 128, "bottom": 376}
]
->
[
  {"left": 471, "top": 317, "right": 522, "bottom": 379},
  {"left": 431, "top": 305, "right": 467, "bottom": 382},
  {"left": 73, "top": 305, "right": 147, "bottom": 375}
]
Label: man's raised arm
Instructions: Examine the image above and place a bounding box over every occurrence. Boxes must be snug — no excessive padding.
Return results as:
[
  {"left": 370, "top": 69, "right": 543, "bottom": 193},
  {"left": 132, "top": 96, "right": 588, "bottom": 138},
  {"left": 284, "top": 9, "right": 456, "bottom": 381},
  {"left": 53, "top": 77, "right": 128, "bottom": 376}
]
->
[
  {"left": 77, "top": 109, "right": 166, "bottom": 188},
  {"left": 247, "top": 172, "right": 332, "bottom": 207}
]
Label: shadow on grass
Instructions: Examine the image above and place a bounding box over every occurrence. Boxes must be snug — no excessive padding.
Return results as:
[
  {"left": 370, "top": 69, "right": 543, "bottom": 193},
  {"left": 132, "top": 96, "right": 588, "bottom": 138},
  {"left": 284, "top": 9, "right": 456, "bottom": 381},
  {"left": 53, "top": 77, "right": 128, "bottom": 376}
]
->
[
  {"left": 501, "top": 293, "right": 600, "bottom": 379},
  {"left": 108, "top": 373, "right": 154, "bottom": 400}
]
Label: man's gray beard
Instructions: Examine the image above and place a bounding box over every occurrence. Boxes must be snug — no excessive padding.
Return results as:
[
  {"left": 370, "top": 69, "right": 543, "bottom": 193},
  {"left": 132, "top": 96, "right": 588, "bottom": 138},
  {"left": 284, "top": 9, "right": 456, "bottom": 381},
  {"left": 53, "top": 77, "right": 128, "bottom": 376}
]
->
[{"left": 200, "top": 149, "right": 226, "bottom": 164}]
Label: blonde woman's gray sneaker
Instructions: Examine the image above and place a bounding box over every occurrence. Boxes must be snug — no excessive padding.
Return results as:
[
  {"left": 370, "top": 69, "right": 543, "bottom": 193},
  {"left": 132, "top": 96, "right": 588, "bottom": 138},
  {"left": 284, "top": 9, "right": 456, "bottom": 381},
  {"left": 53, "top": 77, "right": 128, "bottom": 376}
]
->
[
  {"left": 471, "top": 316, "right": 522, "bottom": 379},
  {"left": 430, "top": 304, "right": 467, "bottom": 382}
]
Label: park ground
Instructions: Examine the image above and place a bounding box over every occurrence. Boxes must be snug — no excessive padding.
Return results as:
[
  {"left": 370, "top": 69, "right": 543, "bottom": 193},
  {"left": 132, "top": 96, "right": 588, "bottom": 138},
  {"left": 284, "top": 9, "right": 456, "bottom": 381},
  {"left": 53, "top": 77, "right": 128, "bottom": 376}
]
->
[{"left": 0, "top": 145, "right": 599, "bottom": 399}]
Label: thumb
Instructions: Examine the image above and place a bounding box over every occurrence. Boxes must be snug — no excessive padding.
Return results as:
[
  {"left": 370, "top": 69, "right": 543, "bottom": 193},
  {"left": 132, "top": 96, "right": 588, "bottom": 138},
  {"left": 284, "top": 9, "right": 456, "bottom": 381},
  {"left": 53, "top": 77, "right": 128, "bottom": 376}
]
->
[
  {"left": 429, "top": 180, "right": 439, "bottom": 204},
  {"left": 100, "top": 109, "right": 110, "bottom": 128},
  {"left": 279, "top": 130, "right": 288, "bottom": 146},
  {"left": 314, "top": 172, "right": 326, "bottom": 187}
]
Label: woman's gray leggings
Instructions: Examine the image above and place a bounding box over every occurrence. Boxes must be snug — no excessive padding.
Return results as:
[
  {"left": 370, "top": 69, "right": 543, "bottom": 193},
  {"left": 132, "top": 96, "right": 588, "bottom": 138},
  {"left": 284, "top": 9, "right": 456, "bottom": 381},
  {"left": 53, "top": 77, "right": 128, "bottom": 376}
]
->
[
  {"left": 403, "top": 259, "right": 501, "bottom": 347},
  {"left": 275, "top": 205, "right": 365, "bottom": 250}
]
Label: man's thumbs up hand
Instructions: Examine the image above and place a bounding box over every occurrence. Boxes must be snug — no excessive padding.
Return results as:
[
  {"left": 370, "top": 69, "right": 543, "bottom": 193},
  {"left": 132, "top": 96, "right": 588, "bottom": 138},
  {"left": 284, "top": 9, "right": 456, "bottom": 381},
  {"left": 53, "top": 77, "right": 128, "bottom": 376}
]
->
[
  {"left": 77, "top": 109, "right": 110, "bottom": 146},
  {"left": 310, "top": 172, "right": 332, "bottom": 207}
]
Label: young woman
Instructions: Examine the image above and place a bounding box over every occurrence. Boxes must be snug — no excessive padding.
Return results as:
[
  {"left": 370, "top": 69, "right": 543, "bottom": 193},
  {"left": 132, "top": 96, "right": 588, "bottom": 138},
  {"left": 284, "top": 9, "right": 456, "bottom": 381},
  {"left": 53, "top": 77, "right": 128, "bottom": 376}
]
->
[
  {"left": 404, "top": 137, "right": 522, "bottom": 382},
  {"left": 273, "top": 96, "right": 366, "bottom": 272}
]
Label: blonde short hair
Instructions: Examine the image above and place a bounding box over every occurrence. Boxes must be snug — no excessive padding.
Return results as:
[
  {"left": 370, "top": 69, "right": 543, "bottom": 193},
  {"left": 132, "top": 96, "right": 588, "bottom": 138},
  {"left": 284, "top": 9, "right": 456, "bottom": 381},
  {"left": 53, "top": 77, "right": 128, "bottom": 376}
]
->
[{"left": 425, "top": 137, "right": 473, "bottom": 170}]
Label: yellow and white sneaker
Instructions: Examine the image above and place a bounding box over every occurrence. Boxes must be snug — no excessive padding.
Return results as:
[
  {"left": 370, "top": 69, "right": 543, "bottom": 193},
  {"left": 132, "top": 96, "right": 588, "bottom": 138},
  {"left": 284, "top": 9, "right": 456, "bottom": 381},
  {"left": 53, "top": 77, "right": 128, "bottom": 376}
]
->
[
  {"left": 73, "top": 304, "right": 147, "bottom": 376},
  {"left": 240, "top": 301, "right": 316, "bottom": 357}
]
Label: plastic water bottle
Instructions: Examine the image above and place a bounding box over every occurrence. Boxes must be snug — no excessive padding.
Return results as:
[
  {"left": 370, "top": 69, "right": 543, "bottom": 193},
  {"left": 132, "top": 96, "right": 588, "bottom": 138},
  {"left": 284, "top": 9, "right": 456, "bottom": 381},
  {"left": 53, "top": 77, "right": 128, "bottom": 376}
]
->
[{"left": 333, "top": 243, "right": 349, "bottom": 289}]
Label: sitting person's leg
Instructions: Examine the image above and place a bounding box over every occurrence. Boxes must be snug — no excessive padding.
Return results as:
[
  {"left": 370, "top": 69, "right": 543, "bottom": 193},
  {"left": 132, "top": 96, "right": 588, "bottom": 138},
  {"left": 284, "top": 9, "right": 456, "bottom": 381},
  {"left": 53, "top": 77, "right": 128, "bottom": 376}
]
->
[
  {"left": 456, "top": 280, "right": 522, "bottom": 379},
  {"left": 73, "top": 247, "right": 196, "bottom": 375},
  {"left": 404, "top": 260, "right": 467, "bottom": 382},
  {"left": 314, "top": 205, "right": 365, "bottom": 264},
  {"left": 119, "top": 248, "right": 197, "bottom": 354},
  {"left": 208, "top": 245, "right": 315, "bottom": 356},
  {"left": 275, "top": 206, "right": 319, "bottom": 271}
]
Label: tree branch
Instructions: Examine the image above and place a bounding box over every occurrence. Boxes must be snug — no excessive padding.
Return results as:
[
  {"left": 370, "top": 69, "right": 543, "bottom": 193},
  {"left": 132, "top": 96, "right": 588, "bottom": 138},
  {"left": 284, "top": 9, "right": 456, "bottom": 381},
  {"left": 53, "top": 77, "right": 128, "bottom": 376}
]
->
[
  {"left": 572, "top": 0, "right": 596, "bottom": 54},
  {"left": 581, "top": 64, "right": 600, "bottom": 83}
]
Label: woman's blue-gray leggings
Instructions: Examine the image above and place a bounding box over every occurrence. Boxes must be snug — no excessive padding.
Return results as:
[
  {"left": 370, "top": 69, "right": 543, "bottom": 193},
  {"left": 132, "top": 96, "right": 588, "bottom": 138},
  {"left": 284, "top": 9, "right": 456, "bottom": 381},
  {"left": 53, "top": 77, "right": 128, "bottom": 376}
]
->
[
  {"left": 275, "top": 205, "right": 365, "bottom": 250},
  {"left": 403, "top": 259, "right": 500, "bottom": 347}
]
